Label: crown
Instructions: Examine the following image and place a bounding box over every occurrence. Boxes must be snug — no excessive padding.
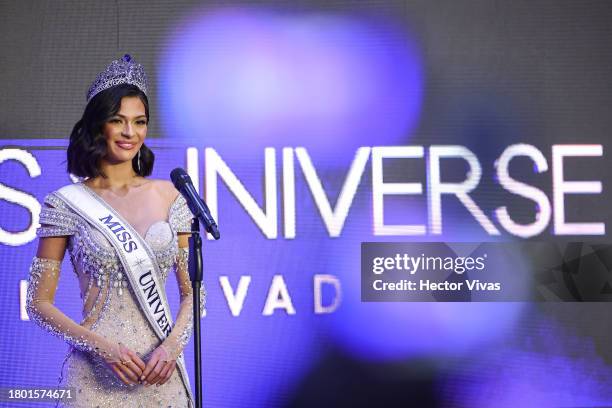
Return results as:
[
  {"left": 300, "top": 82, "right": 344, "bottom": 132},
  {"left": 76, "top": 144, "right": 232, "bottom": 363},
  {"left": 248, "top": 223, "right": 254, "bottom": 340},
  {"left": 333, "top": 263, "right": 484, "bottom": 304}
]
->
[{"left": 86, "top": 54, "right": 148, "bottom": 102}]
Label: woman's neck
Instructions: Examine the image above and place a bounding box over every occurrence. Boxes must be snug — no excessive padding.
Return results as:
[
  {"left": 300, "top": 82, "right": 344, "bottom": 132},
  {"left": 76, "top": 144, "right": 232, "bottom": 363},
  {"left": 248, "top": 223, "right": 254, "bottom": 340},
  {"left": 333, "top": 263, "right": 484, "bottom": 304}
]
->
[{"left": 88, "top": 160, "right": 145, "bottom": 191}]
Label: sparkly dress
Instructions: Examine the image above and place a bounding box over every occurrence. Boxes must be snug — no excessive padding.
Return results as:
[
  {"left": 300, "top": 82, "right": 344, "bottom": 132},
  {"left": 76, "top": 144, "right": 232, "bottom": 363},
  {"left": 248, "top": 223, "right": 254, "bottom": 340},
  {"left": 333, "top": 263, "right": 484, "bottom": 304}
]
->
[{"left": 27, "top": 185, "right": 196, "bottom": 408}]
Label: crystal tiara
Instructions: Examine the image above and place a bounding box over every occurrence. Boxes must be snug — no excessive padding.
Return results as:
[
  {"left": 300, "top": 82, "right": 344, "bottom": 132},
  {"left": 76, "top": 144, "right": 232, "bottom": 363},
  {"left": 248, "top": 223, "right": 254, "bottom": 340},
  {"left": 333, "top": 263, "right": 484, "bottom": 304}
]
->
[{"left": 86, "top": 54, "right": 148, "bottom": 102}]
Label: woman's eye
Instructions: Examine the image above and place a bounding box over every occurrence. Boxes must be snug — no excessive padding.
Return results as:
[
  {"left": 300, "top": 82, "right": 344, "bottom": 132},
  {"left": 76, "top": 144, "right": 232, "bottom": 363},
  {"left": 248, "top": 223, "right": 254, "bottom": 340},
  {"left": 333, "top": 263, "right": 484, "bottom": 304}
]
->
[
  {"left": 136, "top": 120, "right": 147, "bottom": 125},
  {"left": 109, "top": 118, "right": 121, "bottom": 124}
]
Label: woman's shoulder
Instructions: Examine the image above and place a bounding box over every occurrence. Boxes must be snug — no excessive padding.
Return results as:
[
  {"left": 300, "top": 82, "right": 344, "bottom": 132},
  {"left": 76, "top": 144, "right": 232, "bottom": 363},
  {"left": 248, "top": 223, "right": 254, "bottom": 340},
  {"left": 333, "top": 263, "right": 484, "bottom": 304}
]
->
[
  {"left": 37, "top": 185, "right": 83, "bottom": 237},
  {"left": 148, "top": 178, "right": 176, "bottom": 190},
  {"left": 146, "top": 179, "right": 194, "bottom": 231},
  {"left": 41, "top": 184, "right": 75, "bottom": 208},
  {"left": 147, "top": 178, "right": 181, "bottom": 205},
  {"left": 42, "top": 182, "right": 97, "bottom": 208},
  {"left": 44, "top": 181, "right": 88, "bottom": 195}
]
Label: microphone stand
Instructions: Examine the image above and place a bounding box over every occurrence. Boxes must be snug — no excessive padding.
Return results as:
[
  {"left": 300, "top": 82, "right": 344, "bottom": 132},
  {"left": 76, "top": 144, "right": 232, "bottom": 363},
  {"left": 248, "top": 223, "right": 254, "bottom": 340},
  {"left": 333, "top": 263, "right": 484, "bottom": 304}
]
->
[{"left": 188, "top": 218, "right": 204, "bottom": 408}]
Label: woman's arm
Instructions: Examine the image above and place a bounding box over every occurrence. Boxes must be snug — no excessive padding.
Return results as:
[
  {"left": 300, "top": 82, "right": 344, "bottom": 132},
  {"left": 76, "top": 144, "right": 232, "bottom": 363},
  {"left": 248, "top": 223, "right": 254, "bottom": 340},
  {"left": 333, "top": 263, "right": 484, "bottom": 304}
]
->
[
  {"left": 162, "top": 234, "right": 195, "bottom": 358},
  {"left": 142, "top": 233, "right": 195, "bottom": 386},
  {"left": 27, "top": 235, "right": 146, "bottom": 384}
]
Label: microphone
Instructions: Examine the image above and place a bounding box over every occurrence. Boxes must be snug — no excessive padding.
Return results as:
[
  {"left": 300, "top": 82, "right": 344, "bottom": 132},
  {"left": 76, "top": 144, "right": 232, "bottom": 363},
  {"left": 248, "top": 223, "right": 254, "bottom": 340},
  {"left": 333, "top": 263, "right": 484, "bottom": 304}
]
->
[{"left": 170, "top": 168, "right": 220, "bottom": 240}]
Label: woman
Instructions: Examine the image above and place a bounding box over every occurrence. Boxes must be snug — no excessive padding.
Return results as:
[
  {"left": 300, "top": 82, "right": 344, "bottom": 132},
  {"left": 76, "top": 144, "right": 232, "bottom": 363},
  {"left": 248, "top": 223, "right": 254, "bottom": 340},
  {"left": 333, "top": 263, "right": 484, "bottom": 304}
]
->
[{"left": 26, "top": 55, "right": 197, "bottom": 407}]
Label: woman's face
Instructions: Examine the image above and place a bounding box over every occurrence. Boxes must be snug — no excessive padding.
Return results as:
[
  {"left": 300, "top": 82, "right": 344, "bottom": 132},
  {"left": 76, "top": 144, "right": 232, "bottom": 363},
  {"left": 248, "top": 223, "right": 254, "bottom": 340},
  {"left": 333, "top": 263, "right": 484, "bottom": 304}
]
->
[{"left": 102, "top": 96, "right": 148, "bottom": 165}]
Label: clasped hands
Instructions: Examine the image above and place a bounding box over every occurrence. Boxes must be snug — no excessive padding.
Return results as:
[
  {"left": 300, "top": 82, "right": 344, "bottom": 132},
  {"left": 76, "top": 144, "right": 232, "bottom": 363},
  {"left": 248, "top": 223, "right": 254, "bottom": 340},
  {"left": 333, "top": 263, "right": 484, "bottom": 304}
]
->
[{"left": 105, "top": 341, "right": 177, "bottom": 387}]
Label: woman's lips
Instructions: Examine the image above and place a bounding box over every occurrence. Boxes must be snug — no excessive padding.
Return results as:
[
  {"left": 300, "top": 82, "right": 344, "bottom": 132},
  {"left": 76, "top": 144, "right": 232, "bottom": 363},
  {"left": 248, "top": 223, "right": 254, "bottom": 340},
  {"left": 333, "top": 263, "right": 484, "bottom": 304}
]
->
[{"left": 116, "top": 141, "right": 136, "bottom": 150}]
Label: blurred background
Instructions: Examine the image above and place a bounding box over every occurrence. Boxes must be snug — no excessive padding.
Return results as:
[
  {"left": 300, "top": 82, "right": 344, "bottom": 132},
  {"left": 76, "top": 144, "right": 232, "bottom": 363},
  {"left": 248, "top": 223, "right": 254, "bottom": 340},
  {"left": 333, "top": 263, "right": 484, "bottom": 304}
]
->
[{"left": 1, "top": 1, "right": 612, "bottom": 407}]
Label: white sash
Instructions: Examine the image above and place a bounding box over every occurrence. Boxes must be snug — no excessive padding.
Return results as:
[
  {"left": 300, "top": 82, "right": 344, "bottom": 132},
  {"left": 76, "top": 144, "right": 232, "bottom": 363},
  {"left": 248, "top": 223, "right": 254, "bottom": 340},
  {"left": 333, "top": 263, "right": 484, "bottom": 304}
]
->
[{"left": 56, "top": 183, "right": 194, "bottom": 406}]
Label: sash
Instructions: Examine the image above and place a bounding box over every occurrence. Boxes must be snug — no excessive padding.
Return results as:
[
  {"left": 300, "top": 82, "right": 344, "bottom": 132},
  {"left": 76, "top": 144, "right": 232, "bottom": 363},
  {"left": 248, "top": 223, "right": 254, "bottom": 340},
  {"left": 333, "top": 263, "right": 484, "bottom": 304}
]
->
[{"left": 56, "top": 183, "right": 194, "bottom": 406}]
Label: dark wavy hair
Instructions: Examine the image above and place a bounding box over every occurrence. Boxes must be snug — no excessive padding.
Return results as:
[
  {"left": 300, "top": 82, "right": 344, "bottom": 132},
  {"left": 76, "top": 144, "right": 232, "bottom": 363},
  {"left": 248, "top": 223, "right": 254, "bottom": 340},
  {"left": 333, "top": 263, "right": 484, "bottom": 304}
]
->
[{"left": 67, "top": 84, "right": 154, "bottom": 178}]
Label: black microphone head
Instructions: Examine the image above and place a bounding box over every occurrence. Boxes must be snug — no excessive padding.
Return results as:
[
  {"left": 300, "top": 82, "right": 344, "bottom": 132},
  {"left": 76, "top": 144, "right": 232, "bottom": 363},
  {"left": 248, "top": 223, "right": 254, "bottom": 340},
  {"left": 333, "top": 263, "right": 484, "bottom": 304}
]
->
[
  {"left": 209, "top": 227, "right": 221, "bottom": 240},
  {"left": 170, "top": 168, "right": 191, "bottom": 190}
]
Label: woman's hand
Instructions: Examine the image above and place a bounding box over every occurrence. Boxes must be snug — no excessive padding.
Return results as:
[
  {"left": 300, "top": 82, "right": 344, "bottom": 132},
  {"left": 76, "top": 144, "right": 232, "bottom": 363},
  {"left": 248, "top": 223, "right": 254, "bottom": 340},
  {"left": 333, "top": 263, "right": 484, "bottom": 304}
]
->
[
  {"left": 100, "top": 341, "right": 146, "bottom": 386},
  {"left": 141, "top": 344, "right": 177, "bottom": 386}
]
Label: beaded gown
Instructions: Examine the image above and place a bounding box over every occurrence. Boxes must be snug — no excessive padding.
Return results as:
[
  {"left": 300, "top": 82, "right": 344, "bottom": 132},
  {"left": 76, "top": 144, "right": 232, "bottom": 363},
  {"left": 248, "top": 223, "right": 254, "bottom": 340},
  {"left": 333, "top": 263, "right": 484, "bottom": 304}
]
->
[{"left": 27, "top": 184, "right": 196, "bottom": 408}]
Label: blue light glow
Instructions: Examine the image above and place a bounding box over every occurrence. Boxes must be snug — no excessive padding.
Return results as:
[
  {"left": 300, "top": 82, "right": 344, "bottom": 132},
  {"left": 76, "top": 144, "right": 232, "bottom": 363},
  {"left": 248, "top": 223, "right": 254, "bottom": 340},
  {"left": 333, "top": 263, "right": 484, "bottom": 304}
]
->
[{"left": 158, "top": 8, "right": 423, "bottom": 159}]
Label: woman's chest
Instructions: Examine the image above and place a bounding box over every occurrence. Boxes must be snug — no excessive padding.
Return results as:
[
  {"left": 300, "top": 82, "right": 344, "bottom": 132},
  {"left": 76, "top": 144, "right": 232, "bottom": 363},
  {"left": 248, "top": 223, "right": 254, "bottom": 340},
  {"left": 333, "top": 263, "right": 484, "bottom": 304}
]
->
[
  {"left": 93, "top": 190, "right": 172, "bottom": 239},
  {"left": 67, "top": 221, "right": 179, "bottom": 281}
]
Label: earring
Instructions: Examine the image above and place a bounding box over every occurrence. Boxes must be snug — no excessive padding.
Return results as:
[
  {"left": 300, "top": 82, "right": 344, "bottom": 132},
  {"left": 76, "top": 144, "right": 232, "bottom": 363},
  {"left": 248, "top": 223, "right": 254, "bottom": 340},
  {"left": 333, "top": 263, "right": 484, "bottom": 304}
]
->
[{"left": 137, "top": 149, "right": 141, "bottom": 173}]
